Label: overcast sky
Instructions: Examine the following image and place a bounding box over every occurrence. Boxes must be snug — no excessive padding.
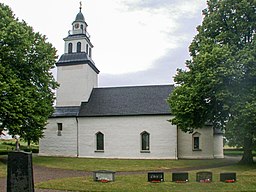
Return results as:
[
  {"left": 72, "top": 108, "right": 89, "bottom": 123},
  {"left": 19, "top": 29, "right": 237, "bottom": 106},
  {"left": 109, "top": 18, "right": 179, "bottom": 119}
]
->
[{"left": 2, "top": 0, "right": 207, "bottom": 87}]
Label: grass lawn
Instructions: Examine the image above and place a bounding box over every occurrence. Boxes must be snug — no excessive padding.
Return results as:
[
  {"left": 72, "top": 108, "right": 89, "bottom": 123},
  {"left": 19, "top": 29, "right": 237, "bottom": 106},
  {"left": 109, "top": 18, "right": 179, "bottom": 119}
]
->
[
  {"left": 0, "top": 140, "right": 15, "bottom": 153},
  {"left": 32, "top": 156, "right": 235, "bottom": 172},
  {"left": 36, "top": 164, "right": 256, "bottom": 192},
  {"left": 1, "top": 153, "right": 256, "bottom": 191},
  {"left": 224, "top": 149, "right": 256, "bottom": 157},
  {"left": 0, "top": 140, "right": 39, "bottom": 155}
]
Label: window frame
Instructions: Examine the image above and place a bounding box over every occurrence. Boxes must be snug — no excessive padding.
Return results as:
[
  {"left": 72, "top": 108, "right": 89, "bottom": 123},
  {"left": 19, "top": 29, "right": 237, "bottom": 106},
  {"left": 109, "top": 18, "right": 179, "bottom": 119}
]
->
[
  {"left": 95, "top": 132, "right": 104, "bottom": 152},
  {"left": 77, "top": 42, "right": 81, "bottom": 53},
  {"left": 89, "top": 47, "right": 92, "bottom": 57},
  {"left": 57, "top": 123, "right": 62, "bottom": 136},
  {"left": 86, "top": 44, "right": 89, "bottom": 54},
  {"left": 68, "top": 43, "right": 73, "bottom": 53},
  {"left": 141, "top": 131, "right": 150, "bottom": 153},
  {"left": 192, "top": 132, "right": 201, "bottom": 151}
]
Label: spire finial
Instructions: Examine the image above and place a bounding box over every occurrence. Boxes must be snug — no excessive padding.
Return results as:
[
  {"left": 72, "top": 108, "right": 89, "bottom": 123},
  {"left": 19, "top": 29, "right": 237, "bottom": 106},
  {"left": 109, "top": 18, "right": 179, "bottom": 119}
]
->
[{"left": 79, "top": 1, "right": 82, "bottom": 11}]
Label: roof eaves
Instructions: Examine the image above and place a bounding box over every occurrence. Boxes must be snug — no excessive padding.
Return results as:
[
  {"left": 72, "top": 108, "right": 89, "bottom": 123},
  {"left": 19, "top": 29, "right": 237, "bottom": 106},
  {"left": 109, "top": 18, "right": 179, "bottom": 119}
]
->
[
  {"left": 78, "top": 112, "right": 172, "bottom": 117},
  {"left": 56, "top": 60, "right": 100, "bottom": 74}
]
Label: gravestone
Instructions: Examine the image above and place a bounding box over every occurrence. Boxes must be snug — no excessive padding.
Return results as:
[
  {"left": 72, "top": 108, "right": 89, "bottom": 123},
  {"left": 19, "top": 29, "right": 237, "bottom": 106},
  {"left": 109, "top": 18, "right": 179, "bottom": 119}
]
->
[
  {"left": 148, "top": 171, "right": 164, "bottom": 182},
  {"left": 93, "top": 170, "right": 116, "bottom": 182},
  {"left": 196, "top": 171, "right": 212, "bottom": 183},
  {"left": 220, "top": 172, "right": 236, "bottom": 182},
  {"left": 172, "top": 172, "right": 189, "bottom": 182},
  {"left": 7, "top": 151, "right": 34, "bottom": 192}
]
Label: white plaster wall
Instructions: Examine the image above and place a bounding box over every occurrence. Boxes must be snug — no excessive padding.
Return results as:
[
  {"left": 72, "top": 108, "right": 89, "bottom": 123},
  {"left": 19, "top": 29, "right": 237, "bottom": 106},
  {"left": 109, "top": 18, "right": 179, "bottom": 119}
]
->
[
  {"left": 39, "top": 118, "right": 78, "bottom": 157},
  {"left": 177, "top": 128, "right": 215, "bottom": 159},
  {"left": 78, "top": 115, "right": 177, "bottom": 159},
  {"left": 56, "top": 64, "right": 98, "bottom": 106},
  {"left": 213, "top": 134, "right": 224, "bottom": 158}
]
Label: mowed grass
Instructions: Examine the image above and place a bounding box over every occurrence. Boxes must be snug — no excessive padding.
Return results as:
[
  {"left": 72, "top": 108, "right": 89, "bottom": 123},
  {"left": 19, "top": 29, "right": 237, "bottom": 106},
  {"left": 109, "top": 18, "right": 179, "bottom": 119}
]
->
[
  {"left": 224, "top": 149, "right": 256, "bottom": 157},
  {"left": 36, "top": 164, "right": 256, "bottom": 192},
  {"left": 0, "top": 140, "right": 14, "bottom": 153},
  {"left": 1, "top": 154, "right": 256, "bottom": 191},
  {"left": 0, "top": 140, "right": 39, "bottom": 154},
  {"left": 33, "top": 156, "right": 235, "bottom": 172},
  {"left": 1, "top": 155, "right": 235, "bottom": 179}
]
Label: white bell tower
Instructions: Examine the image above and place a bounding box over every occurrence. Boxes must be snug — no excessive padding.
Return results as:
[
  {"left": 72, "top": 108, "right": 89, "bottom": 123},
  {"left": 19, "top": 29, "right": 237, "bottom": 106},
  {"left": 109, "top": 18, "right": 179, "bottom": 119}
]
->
[{"left": 56, "top": 3, "right": 99, "bottom": 107}]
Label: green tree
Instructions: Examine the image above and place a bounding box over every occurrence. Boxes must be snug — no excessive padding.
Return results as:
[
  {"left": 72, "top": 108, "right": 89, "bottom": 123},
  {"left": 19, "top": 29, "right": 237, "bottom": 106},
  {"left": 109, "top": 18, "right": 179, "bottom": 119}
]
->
[
  {"left": 168, "top": 0, "right": 256, "bottom": 164},
  {"left": 0, "top": 4, "right": 58, "bottom": 144}
]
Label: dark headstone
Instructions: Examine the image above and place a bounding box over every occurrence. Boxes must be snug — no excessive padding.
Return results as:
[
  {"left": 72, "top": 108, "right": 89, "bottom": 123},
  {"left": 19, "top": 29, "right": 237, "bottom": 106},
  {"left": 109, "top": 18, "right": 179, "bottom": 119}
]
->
[
  {"left": 196, "top": 171, "right": 212, "bottom": 183},
  {"left": 220, "top": 172, "right": 236, "bottom": 182},
  {"left": 7, "top": 151, "right": 34, "bottom": 192},
  {"left": 93, "top": 170, "right": 116, "bottom": 182},
  {"left": 148, "top": 171, "right": 164, "bottom": 182},
  {"left": 172, "top": 172, "right": 189, "bottom": 182}
]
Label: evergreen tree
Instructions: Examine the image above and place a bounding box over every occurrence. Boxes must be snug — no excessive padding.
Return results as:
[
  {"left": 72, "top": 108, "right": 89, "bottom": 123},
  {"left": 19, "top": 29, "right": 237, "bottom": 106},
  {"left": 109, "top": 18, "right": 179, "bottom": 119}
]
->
[
  {"left": 0, "top": 4, "right": 58, "bottom": 144},
  {"left": 168, "top": 0, "right": 256, "bottom": 164}
]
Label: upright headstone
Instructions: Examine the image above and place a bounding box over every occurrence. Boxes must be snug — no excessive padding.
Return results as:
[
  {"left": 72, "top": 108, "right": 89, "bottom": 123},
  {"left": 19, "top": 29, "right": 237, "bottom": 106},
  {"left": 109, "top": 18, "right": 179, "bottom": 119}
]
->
[{"left": 7, "top": 151, "right": 34, "bottom": 192}]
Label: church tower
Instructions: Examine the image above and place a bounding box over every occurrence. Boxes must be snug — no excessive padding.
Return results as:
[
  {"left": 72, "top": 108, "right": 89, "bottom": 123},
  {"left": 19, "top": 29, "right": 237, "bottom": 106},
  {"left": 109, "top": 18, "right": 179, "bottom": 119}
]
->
[{"left": 56, "top": 3, "right": 99, "bottom": 107}]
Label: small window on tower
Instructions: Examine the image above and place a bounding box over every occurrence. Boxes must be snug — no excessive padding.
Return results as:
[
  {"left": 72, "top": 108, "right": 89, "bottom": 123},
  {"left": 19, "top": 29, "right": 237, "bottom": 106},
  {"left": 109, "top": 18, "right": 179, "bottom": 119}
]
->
[
  {"left": 77, "top": 42, "right": 81, "bottom": 53},
  {"left": 86, "top": 44, "right": 89, "bottom": 54},
  {"left": 68, "top": 43, "right": 73, "bottom": 53},
  {"left": 89, "top": 48, "right": 92, "bottom": 57},
  {"left": 57, "top": 123, "right": 63, "bottom": 136}
]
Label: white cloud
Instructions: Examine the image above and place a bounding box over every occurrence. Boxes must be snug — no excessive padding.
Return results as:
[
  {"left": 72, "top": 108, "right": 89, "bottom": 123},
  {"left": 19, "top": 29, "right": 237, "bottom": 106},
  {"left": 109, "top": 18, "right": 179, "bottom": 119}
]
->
[
  {"left": 87, "top": 1, "right": 181, "bottom": 74},
  {"left": 1, "top": 0, "right": 206, "bottom": 85}
]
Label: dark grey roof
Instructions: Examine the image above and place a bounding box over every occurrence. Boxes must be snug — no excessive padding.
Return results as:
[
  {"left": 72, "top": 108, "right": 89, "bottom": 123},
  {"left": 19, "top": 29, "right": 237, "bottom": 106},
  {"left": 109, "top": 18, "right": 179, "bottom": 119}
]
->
[
  {"left": 52, "top": 106, "right": 80, "bottom": 117},
  {"left": 56, "top": 52, "right": 100, "bottom": 74},
  {"left": 78, "top": 85, "right": 174, "bottom": 117},
  {"left": 75, "top": 10, "right": 85, "bottom": 22}
]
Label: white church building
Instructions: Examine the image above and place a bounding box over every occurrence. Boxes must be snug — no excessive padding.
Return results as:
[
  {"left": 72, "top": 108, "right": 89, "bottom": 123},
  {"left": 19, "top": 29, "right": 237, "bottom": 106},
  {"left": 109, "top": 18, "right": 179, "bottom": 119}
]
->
[{"left": 39, "top": 6, "right": 224, "bottom": 159}]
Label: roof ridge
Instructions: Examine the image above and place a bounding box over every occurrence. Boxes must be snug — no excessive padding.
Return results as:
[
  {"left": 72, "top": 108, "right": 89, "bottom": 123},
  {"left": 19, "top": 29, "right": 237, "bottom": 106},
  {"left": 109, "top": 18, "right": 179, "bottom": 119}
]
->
[{"left": 94, "top": 84, "right": 174, "bottom": 90}]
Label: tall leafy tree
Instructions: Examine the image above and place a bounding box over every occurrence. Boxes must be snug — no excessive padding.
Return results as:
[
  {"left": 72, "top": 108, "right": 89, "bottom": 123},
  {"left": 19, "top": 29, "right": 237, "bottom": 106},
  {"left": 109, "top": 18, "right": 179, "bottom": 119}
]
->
[
  {"left": 0, "top": 4, "right": 58, "bottom": 144},
  {"left": 168, "top": 0, "right": 255, "bottom": 164}
]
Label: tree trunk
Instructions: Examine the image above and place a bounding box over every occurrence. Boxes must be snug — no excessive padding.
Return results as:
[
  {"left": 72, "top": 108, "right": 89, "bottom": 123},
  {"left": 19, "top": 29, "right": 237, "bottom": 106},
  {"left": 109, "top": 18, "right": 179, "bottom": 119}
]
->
[{"left": 240, "top": 135, "right": 254, "bottom": 164}]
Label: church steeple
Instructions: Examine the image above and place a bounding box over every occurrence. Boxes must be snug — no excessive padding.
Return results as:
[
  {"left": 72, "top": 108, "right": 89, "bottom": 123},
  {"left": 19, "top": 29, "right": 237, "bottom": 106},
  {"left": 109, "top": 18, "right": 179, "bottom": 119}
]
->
[
  {"left": 55, "top": 3, "right": 99, "bottom": 107},
  {"left": 58, "top": 2, "right": 94, "bottom": 57},
  {"left": 72, "top": 2, "right": 88, "bottom": 36}
]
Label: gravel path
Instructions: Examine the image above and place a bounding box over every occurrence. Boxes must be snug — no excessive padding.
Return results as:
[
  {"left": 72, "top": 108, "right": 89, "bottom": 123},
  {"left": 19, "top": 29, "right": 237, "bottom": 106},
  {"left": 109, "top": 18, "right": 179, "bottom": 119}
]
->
[{"left": 0, "top": 156, "right": 240, "bottom": 192}]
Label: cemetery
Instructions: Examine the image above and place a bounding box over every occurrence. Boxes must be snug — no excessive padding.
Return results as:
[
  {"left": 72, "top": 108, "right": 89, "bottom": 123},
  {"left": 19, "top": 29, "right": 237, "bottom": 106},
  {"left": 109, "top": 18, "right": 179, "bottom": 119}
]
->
[
  {"left": 0, "top": 0, "right": 255, "bottom": 191},
  {"left": 0, "top": 148, "right": 256, "bottom": 191},
  {"left": 0, "top": 140, "right": 255, "bottom": 191}
]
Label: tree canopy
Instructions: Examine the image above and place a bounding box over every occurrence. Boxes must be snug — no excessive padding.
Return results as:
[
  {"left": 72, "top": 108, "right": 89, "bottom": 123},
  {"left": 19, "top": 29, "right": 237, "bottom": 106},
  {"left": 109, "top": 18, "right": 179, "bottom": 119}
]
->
[
  {"left": 168, "top": 0, "right": 256, "bottom": 164},
  {"left": 0, "top": 3, "right": 58, "bottom": 143}
]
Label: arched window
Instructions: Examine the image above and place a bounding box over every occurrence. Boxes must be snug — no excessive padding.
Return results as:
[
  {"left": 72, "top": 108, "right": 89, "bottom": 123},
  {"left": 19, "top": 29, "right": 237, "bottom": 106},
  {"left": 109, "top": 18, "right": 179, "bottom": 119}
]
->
[
  {"left": 192, "top": 132, "right": 201, "bottom": 150},
  {"left": 141, "top": 131, "right": 150, "bottom": 151},
  {"left": 68, "top": 43, "right": 73, "bottom": 53},
  {"left": 86, "top": 44, "right": 89, "bottom": 54},
  {"left": 89, "top": 48, "right": 92, "bottom": 57},
  {"left": 77, "top": 42, "right": 81, "bottom": 53},
  {"left": 96, "top": 132, "right": 104, "bottom": 151}
]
